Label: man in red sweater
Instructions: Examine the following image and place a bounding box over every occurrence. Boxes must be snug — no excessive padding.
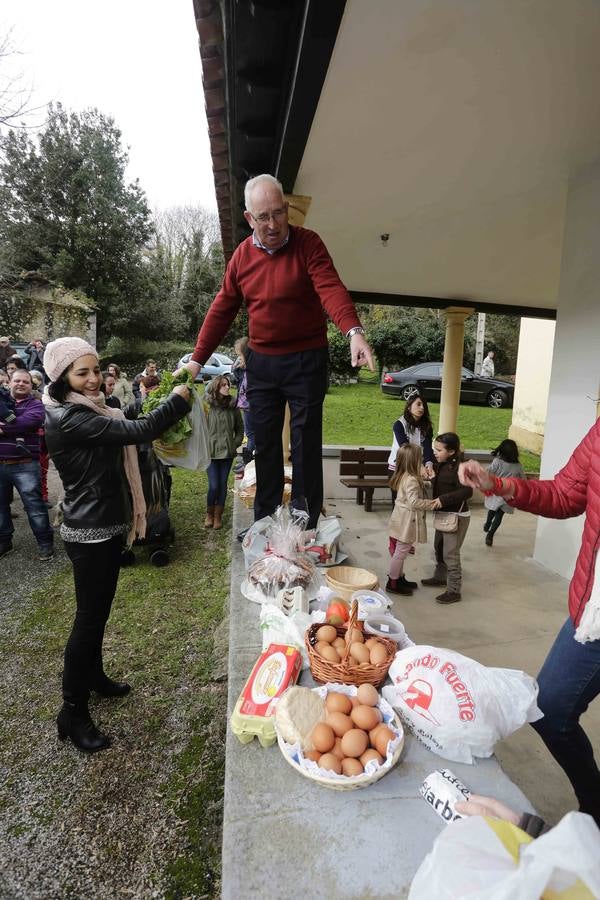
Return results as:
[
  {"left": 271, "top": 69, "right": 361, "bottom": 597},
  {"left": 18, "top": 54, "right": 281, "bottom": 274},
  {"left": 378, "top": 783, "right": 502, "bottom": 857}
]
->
[{"left": 181, "top": 173, "right": 374, "bottom": 528}]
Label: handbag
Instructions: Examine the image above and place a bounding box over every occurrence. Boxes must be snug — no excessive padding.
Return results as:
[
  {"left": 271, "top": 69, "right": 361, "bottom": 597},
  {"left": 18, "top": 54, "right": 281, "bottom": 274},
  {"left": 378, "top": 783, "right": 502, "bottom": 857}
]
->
[{"left": 433, "top": 502, "right": 465, "bottom": 533}]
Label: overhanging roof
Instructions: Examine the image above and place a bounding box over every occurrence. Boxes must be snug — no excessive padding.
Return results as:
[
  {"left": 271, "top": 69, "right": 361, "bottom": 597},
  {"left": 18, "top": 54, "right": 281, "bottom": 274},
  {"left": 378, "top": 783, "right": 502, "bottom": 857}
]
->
[{"left": 193, "top": 0, "right": 600, "bottom": 318}]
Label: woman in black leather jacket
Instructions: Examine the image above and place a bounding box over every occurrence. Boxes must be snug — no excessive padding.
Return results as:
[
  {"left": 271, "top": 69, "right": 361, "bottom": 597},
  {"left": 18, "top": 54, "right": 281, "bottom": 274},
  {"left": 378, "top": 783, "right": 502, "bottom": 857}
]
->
[{"left": 43, "top": 338, "right": 190, "bottom": 753}]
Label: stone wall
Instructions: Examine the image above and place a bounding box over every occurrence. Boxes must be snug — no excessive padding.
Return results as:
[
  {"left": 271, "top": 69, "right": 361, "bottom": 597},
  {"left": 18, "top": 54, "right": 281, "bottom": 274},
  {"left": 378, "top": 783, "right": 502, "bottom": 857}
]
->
[{"left": 0, "top": 280, "right": 96, "bottom": 347}]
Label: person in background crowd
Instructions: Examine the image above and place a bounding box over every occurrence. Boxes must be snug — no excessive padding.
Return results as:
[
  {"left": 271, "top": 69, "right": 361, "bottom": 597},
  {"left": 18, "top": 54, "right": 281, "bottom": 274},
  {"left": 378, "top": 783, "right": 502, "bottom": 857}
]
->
[
  {"left": 480, "top": 349, "right": 495, "bottom": 378},
  {"left": 29, "top": 369, "right": 44, "bottom": 398},
  {"left": 42, "top": 337, "right": 190, "bottom": 753},
  {"left": 483, "top": 439, "right": 525, "bottom": 547},
  {"left": 231, "top": 336, "right": 254, "bottom": 473},
  {"left": 203, "top": 375, "right": 244, "bottom": 530},
  {"left": 105, "top": 363, "right": 134, "bottom": 407},
  {"left": 387, "top": 444, "right": 440, "bottom": 595},
  {"left": 132, "top": 359, "right": 160, "bottom": 399},
  {"left": 421, "top": 432, "right": 473, "bottom": 604},
  {"left": 5, "top": 356, "right": 26, "bottom": 378},
  {"left": 0, "top": 369, "right": 54, "bottom": 560},
  {"left": 29, "top": 370, "right": 50, "bottom": 503},
  {"left": 0, "top": 368, "right": 9, "bottom": 389},
  {"left": 460, "top": 421, "right": 600, "bottom": 828},
  {"left": 101, "top": 371, "right": 121, "bottom": 410},
  {"left": 25, "top": 339, "right": 46, "bottom": 381},
  {"left": 0, "top": 337, "right": 17, "bottom": 369},
  {"left": 179, "top": 173, "right": 374, "bottom": 529}
]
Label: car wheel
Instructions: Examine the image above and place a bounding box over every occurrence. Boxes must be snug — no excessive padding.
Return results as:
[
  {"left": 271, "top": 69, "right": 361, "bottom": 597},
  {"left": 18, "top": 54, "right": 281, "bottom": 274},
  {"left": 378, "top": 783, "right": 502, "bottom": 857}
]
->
[
  {"left": 401, "top": 384, "right": 419, "bottom": 401},
  {"left": 487, "top": 389, "right": 509, "bottom": 409}
]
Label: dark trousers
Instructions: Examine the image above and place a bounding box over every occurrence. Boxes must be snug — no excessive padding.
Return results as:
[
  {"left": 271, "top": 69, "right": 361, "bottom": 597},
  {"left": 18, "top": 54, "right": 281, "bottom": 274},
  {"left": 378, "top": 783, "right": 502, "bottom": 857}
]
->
[
  {"left": 485, "top": 508, "right": 505, "bottom": 536},
  {"left": 532, "top": 617, "right": 600, "bottom": 826},
  {"left": 207, "top": 457, "right": 233, "bottom": 507},
  {"left": 63, "top": 536, "right": 123, "bottom": 702},
  {"left": 246, "top": 346, "right": 328, "bottom": 529}
]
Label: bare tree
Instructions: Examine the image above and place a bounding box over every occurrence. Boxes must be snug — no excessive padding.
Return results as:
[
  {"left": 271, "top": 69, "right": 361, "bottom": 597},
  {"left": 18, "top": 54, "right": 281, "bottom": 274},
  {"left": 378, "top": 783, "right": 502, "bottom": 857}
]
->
[{"left": 0, "top": 28, "right": 45, "bottom": 130}]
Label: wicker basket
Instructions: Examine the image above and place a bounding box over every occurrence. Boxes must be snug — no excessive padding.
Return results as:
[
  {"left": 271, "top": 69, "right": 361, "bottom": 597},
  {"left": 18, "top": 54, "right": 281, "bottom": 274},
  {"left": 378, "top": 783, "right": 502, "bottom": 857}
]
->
[
  {"left": 325, "top": 565, "right": 378, "bottom": 600},
  {"left": 306, "top": 601, "right": 396, "bottom": 687},
  {"left": 276, "top": 684, "right": 404, "bottom": 791}
]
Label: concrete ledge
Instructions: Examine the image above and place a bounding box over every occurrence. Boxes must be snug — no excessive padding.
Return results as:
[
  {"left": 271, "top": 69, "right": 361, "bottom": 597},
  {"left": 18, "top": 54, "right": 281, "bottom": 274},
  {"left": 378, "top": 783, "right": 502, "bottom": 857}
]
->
[{"left": 221, "top": 500, "right": 535, "bottom": 899}]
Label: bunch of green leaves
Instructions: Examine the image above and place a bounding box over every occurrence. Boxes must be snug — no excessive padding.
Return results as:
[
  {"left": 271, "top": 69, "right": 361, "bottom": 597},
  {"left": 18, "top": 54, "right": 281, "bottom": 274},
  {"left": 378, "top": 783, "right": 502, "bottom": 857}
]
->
[{"left": 142, "top": 370, "right": 196, "bottom": 445}]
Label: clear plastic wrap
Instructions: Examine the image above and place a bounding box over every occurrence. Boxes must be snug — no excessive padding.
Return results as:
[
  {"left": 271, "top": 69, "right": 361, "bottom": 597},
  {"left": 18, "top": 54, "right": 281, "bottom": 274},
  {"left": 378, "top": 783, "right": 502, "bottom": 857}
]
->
[{"left": 244, "top": 506, "right": 317, "bottom": 602}]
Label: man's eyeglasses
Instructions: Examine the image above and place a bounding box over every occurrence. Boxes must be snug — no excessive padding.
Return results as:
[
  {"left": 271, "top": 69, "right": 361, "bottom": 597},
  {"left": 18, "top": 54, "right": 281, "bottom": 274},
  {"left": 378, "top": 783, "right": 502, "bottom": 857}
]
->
[{"left": 250, "top": 206, "right": 287, "bottom": 224}]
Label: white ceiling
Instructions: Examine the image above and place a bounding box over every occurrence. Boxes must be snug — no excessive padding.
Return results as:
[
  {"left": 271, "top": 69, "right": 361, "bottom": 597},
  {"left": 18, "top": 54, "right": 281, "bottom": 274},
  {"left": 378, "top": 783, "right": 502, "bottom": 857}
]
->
[{"left": 295, "top": 0, "right": 600, "bottom": 310}]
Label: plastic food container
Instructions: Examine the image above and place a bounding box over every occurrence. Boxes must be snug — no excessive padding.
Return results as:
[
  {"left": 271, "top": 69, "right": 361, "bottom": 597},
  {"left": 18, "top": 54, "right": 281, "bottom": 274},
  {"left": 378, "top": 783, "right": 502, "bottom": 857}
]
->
[
  {"left": 363, "top": 614, "right": 413, "bottom": 646},
  {"left": 351, "top": 589, "right": 391, "bottom": 619}
]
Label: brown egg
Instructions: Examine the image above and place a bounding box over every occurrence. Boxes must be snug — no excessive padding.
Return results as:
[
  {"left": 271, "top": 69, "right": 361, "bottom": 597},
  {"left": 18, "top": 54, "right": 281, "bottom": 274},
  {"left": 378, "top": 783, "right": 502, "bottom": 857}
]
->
[
  {"left": 346, "top": 627, "right": 364, "bottom": 644},
  {"left": 326, "top": 692, "right": 353, "bottom": 716},
  {"left": 341, "top": 728, "right": 369, "bottom": 758},
  {"left": 349, "top": 642, "right": 370, "bottom": 664},
  {"left": 304, "top": 749, "right": 321, "bottom": 762},
  {"left": 327, "top": 711, "right": 353, "bottom": 737},
  {"left": 369, "top": 723, "right": 386, "bottom": 746},
  {"left": 370, "top": 643, "right": 388, "bottom": 666},
  {"left": 311, "top": 722, "right": 336, "bottom": 753},
  {"left": 351, "top": 704, "right": 382, "bottom": 732},
  {"left": 349, "top": 696, "right": 360, "bottom": 708},
  {"left": 374, "top": 725, "right": 396, "bottom": 758},
  {"left": 315, "top": 640, "right": 330, "bottom": 655},
  {"left": 357, "top": 683, "right": 380, "bottom": 707},
  {"left": 332, "top": 637, "right": 346, "bottom": 653},
  {"left": 318, "top": 752, "right": 342, "bottom": 774},
  {"left": 360, "top": 748, "right": 384, "bottom": 767},
  {"left": 364, "top": 637, "right": 379, "bottom": 650},
  {"left": 341, "top": 757, "right": 364, "bottom": 777},
  {"left": 316, "top": 625, "right": 337, "bottom": 644},
  {"left": 320, "top": 644, "right": 341, "bottom": 663},
  {"left": 331, "top": 737, "right": 345, "bottom": 760},
  {"left": 359, "top": 662, "right": 371, "bottom": 669}
]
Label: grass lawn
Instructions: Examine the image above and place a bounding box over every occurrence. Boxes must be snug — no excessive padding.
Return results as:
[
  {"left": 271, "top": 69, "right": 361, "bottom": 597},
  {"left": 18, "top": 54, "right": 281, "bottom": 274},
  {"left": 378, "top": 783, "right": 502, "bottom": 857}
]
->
[
  {"left": 323, "top": 382, "right": 540, "bottom": 473},
  {"left": 0, "top": 468, "right": 229, "bottom": 898}
]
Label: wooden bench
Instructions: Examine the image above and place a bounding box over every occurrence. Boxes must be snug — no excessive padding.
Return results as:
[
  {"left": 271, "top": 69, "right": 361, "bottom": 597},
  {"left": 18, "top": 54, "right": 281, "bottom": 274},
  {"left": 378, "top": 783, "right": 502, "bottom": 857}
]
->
[{"left": 339, "top": 448, "right": 391, "bottom": 511}]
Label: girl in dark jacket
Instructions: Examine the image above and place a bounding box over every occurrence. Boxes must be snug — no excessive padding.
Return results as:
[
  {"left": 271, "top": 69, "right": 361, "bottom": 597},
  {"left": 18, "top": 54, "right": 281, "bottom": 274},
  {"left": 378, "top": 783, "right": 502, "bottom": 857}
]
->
[
  {"left": 43, "top": 337, "right": 190, "bottom": 753},
  {"left": 421, "top": 432, "right": 472, "bottom": 604}
]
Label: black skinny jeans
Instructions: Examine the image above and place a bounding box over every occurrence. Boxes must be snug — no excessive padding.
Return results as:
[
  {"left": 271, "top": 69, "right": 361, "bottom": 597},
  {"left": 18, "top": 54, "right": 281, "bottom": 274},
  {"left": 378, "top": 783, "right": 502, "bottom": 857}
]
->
[{"left": 63, "top": 536, "right": 123, "bottom": 703}]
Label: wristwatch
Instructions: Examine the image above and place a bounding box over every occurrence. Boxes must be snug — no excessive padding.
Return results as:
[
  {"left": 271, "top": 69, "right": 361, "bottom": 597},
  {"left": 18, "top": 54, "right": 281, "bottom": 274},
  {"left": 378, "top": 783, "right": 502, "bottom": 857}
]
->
[{"left": 346, "top": 326, "right": 365, "bottom": 339}]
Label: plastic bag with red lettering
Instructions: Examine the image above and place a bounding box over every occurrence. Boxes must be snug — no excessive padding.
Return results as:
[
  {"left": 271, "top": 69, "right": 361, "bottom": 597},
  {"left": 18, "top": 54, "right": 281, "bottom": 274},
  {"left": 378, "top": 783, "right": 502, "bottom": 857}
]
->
[{"left": 382, "top": 645, "right": 542, "bottom": 764}]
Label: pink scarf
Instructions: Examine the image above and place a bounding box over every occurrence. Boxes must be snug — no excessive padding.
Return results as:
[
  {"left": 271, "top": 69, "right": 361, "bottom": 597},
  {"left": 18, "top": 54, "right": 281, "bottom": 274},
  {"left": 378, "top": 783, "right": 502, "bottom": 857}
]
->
[{"left": 44, "top": 389, "right": 146, "bottom": 546}]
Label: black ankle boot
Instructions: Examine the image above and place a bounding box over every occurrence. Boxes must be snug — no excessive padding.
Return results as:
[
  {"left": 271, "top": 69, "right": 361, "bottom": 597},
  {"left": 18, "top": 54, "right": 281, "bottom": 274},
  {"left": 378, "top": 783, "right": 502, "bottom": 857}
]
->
[
  {"left": 399, "top": 575, "right": 418, "bottom": 590},
  {"left": 57, "top": 701, "right": 111, "bottom": 753},
  {"left": 90, "top": 674, "right": 131, "bottom": 697},
  {"left": 386, "top": 576, "right": 413, "bottom": 596}
]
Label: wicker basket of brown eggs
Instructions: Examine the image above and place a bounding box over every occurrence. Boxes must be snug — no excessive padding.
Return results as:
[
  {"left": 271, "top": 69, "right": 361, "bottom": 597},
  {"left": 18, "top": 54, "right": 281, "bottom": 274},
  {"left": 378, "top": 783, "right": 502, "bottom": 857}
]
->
[{"left": 305, "top": 600, "right": 396, "bottom": 687}]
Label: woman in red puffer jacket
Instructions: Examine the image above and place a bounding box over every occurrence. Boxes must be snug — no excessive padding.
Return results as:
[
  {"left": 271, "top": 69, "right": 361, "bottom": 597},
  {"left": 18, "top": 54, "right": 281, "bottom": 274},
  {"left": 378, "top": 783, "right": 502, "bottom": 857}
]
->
[{"left": 460, "top": 423, "right": 600, "bottom": 828}]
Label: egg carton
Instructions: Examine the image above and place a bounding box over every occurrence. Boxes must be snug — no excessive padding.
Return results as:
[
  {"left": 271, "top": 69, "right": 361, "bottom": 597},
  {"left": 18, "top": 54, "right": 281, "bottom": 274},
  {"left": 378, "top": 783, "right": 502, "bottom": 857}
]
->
[{"left": 276, "top": 586, "right": 309, "bottom": 617}]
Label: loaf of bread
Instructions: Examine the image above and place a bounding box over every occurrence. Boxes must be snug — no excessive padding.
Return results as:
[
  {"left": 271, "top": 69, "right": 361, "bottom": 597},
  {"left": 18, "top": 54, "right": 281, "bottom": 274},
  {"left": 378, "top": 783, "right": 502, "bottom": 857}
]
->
[{"left": 275, "top": 686, "right": 325, "bottom": 750}]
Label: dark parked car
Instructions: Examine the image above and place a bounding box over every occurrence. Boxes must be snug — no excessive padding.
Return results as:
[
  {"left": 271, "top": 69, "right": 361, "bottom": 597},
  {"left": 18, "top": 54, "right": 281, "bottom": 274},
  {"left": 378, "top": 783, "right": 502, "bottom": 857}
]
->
[
  {"left": 177, "top": 351, "right": 233, "bottom": 383},
  {"left": 381, "top": 362, "right": 514, "bottom": 408}
]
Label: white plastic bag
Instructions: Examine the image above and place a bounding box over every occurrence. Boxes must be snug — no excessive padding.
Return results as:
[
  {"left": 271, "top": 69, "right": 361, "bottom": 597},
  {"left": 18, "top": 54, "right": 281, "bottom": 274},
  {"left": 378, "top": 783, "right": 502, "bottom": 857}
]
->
[
  {"left": 382, "top": 645, "right": 542, "bottom": 764},
  {"left": 153, "top": 386, "right": 210, "bottom": 471},
  {"left": 409, "top": 812, "right": 600, "bottom": 899},
  {"left": 259, "top": 604, "right": 314, "bottom": 668}
]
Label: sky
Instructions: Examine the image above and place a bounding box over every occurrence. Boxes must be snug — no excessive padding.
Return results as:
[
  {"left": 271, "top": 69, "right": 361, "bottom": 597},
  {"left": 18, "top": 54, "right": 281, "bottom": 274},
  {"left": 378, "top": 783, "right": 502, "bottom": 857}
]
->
[{"left": 1, "top": 0, "right": 217, "bottom": 212}]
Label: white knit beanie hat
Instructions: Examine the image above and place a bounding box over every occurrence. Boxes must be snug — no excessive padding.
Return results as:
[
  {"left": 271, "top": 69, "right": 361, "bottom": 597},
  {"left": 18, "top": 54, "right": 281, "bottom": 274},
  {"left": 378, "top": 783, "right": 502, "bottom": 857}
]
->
[{"left": 44, "top": 337, "right": 98, "bottom": 382}]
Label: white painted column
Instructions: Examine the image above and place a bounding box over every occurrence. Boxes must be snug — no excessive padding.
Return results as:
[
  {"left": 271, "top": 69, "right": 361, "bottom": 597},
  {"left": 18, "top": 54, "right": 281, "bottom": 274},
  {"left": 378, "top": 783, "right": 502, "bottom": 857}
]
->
[
  {"left": 533, "top": 160, "right": 600, "bottom": 578},
  {"left": 438, "top": 307, "right": 474, "bottom": 435}
]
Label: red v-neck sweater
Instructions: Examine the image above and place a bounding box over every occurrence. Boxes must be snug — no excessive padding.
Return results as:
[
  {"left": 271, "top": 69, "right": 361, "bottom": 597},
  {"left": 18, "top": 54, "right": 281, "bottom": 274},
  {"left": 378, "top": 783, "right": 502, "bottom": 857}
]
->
[{"left": 191, "top": 226, "right": 361, "bottom": 363}]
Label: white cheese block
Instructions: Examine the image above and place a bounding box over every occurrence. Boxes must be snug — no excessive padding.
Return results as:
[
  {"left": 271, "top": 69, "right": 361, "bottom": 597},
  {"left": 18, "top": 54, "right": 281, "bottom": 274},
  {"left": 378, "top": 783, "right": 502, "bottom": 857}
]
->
[{"left": 275, "top": 686, "right": 325, "bottom": 750}]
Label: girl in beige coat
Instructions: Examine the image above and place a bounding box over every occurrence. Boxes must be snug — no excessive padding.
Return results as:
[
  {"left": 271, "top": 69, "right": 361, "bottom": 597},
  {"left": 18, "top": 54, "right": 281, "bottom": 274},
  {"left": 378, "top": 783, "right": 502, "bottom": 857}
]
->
[{"left": 387, "top": 444, "right": 440, "bottom": 595}]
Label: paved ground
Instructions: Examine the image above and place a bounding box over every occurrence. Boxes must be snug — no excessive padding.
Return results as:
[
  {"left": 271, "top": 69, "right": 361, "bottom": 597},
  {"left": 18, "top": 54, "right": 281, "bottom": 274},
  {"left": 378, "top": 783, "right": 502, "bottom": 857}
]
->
[{"left": 326, "top": 494, "right": 597, "bottom": 826}]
